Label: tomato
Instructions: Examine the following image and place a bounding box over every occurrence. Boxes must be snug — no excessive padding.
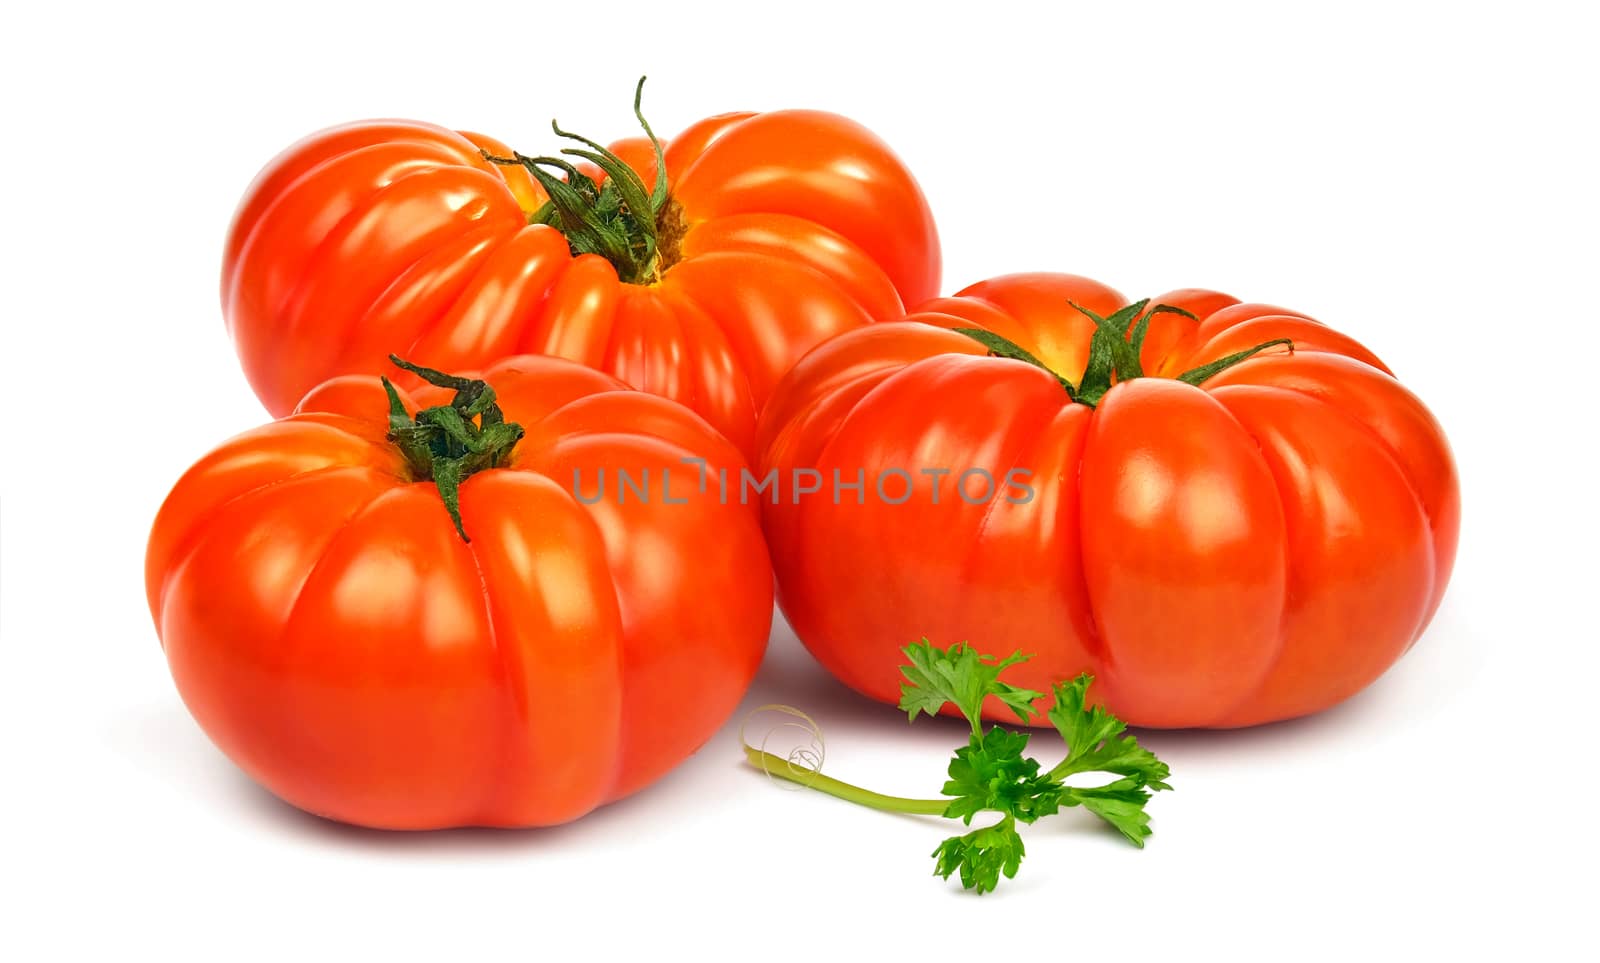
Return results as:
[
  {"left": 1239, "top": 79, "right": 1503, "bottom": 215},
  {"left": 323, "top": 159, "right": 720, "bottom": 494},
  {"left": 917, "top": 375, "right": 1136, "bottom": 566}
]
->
[
  {"left": 221, "top": 83, "right": 941, "bottom": 458},
  {"left": 145, "top": 354, "right": 773, "bottom": 828},
  {"left": 757, "top": 273, "right": 1459, "bottom": 728}
]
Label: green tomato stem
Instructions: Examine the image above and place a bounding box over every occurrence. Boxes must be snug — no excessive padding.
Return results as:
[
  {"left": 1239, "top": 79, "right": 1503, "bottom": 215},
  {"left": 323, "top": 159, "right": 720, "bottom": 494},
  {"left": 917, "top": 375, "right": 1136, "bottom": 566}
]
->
[
  {"left": 741, "top": 746, "right": 949, "bottom": 816},
  {"left": 382, "top": 355, "right": 524, "bottom": 543},
  {"left": 952, "top": 299, "right": 1293, "bottom": 409},
  {"left": 480, "top": 77, "right": 680, "bottom": 285}
]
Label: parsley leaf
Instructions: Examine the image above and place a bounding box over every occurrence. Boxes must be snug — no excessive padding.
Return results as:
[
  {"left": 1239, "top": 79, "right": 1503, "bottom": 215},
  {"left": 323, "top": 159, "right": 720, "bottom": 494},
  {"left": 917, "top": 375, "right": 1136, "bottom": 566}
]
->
[
  {"left": 1066, "top": 781, "right": 1158, "bottom": 847},
  {"left": 1047, "top": 675, "right": 1172, "bottom": 790},
  {"left": 940, "top": 727, "right": 1062, "bottom": 824},
  {"left": 898, "top": 639, "right": 1044, "bottom": 729},
  {"left": 931, "top": 816, "right": 1025, "bottom": 895}
]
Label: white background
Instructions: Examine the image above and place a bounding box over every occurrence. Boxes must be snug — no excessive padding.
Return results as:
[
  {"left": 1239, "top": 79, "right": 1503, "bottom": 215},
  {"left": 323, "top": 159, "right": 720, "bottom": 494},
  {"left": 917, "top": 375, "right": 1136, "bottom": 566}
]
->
[{"left": 2, "top": 1, "right": 1596, "bottom": 958}]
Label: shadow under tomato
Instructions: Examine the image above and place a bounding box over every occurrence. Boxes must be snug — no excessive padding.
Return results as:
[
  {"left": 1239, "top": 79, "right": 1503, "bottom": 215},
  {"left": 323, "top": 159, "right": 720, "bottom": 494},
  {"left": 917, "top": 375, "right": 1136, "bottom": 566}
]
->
[
  {"left": 108, "top": 693, "right": 723, "bottom": 853},
  {"left": 228, "top": 744, "right": 744, "bottom": 852},
  {"left": 116, "top": 598, "right": 1479, "bottom": 853},
  {"left": 1135, "top": 597, "right": 1482, "bottom": 763}
]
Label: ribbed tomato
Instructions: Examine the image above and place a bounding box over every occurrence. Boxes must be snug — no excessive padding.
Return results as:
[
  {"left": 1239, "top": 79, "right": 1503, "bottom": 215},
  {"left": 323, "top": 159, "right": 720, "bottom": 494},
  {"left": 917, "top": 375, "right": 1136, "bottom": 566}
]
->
[
  {"left": 146, "top": 354, "right": 772, "bottom": 828},
  {"left": 758, "top": 273, "right": 1459, "bottom": 728},
  {"left": 222, "top": 81, "right": 940, "bottom": 458}
]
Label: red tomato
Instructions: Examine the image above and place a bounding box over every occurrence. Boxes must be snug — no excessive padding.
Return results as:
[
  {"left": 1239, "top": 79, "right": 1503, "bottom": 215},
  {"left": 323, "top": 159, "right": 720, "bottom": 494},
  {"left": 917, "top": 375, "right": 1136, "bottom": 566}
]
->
[
  {"left": 222, "top": 87, "right": 940, "bottom": 458},
  {"left": 146, "top": 355, "right": 773, "bottom": 828},
  {"left": 757, "top": 273, "right": 1459, "bottom": 728}
]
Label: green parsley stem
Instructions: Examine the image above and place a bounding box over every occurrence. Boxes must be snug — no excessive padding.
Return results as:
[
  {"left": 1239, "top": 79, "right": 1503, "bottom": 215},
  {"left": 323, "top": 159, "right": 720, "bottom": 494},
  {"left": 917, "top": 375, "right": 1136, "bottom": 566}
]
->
[
  {"left": 741, "top": 747, "right": 949, "bottom": 816},
  {"left": 1044, "top": 759, "right": 1078, "bottom": 782}
]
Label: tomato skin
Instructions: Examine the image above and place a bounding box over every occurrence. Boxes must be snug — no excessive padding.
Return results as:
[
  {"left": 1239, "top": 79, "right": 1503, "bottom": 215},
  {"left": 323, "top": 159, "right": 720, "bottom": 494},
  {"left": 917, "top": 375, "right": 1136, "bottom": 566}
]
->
[
  {"left": 757, "top": 273, "right": 1459, "bottom": 729},
  {"left": 223, "top": 110, "right": 940, "bottom": 458},
  {"left": 146, "top": 356, "right": 773, "bottom": 828}
]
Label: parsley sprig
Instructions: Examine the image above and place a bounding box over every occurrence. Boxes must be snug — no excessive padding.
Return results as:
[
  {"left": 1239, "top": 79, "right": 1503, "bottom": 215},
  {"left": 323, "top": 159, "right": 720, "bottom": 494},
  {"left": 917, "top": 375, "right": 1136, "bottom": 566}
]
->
[{"left": 742, "top": 639, "right": 1172, "bottom": 894}]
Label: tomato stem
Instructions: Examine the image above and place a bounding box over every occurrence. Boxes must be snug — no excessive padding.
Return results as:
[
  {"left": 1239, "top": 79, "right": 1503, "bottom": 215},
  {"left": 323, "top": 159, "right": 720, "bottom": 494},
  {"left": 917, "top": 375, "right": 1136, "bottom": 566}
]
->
[
  {"left": 382, "top": 356, "right": 525, "bottom": 542},
  {"left": 1175, "top": 338, "right": 1295, "bottom": 385},
  {"left": 953, "top": 300, "right": 1294, "bottom": 408},
  {"left": 741, "top": 746, "right": 950, "bottom": 816},
  {"left": 481, "top": 77, "right": 681, "bottom": 285}
]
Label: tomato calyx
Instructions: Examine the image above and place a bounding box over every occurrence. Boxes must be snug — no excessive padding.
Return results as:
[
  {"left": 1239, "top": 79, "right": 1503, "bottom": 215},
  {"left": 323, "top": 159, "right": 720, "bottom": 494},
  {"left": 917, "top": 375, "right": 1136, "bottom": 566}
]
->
[
  {"left": 482, "top": 77, "right": 679, "bottom": 285},
  {"left": 381, "top": 356, "right": 525, "bottom": 543},
  {"left": 954, "top": 300, "right": 1294, "bottom": 408}
]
